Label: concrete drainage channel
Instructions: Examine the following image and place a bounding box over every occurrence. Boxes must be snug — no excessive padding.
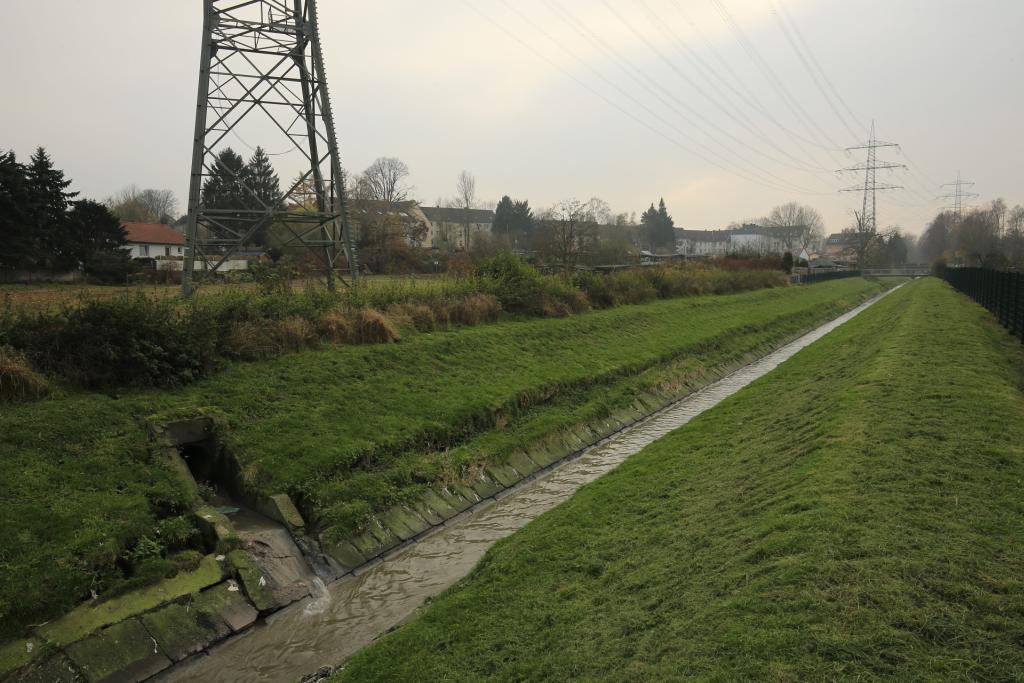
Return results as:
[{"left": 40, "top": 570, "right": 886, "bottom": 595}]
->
[
  {"left": 4, "top": 284, "right": 902, "bottom": 683},
  {"left": 156, "top": 284, "right": 904, "bottom": 683}
]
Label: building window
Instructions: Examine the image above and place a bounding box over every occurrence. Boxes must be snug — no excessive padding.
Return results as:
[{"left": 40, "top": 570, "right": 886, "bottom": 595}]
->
[
  {"left": 165, "top": 247, "right": 171, "bottom": 256},
  {"left": 141, "top": 245, "right": 149, "bottom": 257}
]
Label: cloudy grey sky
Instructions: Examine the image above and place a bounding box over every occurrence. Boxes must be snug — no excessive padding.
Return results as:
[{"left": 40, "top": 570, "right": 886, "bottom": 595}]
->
[{"left": 2, "top": 1, "right": 1021, "bottom": 235}]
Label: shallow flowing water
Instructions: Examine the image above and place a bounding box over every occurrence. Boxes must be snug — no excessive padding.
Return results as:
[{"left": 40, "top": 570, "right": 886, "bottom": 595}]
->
[{"left": 160, "top": 285, "right": 901, "bottom": 683}]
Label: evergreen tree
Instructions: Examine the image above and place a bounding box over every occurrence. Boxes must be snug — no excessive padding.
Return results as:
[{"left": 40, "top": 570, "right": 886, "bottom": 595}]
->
[
  {"left": 66, "top": 200, "right": 128, "bottom": 263},
  {"left": 27, "top": 147, "right": 78, "bottom": 269},
  {"left": 641, "top": 198, "right": 676, "bottom": 251},
  {"left": 202, "top": 148, "right": 248, "bottom": 211},
  {"left": 0, "top": 150, "right": 34, "bottom": 269},
  {"left": 245, "top": 147, "right": 282, "bottom": 209},
  {"left": 493, "top": 195, "right": 515, "bottom": 236},
  {"left": 511, "top": 200, "right": 534, "bottom": 236}
]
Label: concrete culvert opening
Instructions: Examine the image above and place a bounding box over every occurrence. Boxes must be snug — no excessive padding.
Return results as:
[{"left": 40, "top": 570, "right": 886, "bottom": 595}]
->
[{"left": 179, "top": 438, "right": 245, "bottom": 502}]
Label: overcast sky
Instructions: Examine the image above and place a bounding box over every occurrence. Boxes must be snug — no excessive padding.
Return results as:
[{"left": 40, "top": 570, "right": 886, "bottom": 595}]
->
[{"left": 2, "top": 1, "right": 1021, "bottom": 235}]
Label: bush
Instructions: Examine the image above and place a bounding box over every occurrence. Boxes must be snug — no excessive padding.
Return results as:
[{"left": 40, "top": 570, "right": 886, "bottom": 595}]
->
[
  {"left": 0, "top": 345, "right": 49, "bottom": 403},
  {"left": 475, "top": 252, "right": 548, "bottom": 315},
  {"left": 1, "top": 296, "right": 218, "bottom": 388},
  {"left": 388, "top": 303, "right": 437, "bottom": 332},
  {"left": 931, "top": 257, "right": 947, "bottom": 278},
  {"left": 225, "top": 316, "right": 317, "bottom": 360},
  {"left": 445, "top": 294, "right": 502, "bottom": 327},
  {"left": 350, "top": 309, "right": 400, "bottom": 345}
]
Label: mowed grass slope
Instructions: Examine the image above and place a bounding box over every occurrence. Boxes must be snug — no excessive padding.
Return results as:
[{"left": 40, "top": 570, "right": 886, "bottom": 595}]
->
[
  {"left": 337, "top": 278, "right": 1024, "bottom": 682},
  {"left": 0, "top": 278, "right": 891, "bottom": 640}
]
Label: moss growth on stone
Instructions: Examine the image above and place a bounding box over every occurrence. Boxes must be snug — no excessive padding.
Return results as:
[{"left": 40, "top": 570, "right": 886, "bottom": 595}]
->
[
  {"left": 0, "top": 638, "right": 40, "bottom": 678},
  {"left": 226, "top": 551, "right": 276, "bottom": 613},
  {"left": 65, "top": 619, "right": 170, "bottom": 683},
  {"left": 36, "top": 555, "right": 223, "bottom": 647}
]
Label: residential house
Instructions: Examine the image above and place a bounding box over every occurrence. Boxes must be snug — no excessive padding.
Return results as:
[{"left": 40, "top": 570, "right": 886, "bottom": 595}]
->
[
  {"left": 823, "top": 232, "right": 859, "bottom": 262},
  {"left": 123, "top": 223, "right": 185, "bottom": 259},
  {"left": 420, "top": 206, "right": 495, "bottom": 250},
  {"left": 676, "top": 228, "right": 731, "bottom": 256},
  {"left": 348, "top": 200, "right": 431, "bottom": 247}
]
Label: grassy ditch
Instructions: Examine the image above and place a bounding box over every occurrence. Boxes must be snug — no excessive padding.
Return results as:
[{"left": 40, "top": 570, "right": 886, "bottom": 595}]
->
[
  {"left": 0, "top": 277, "right": 894, "bottom": 642},
  {"left": 336, "top": 278, "right": 1024, "bottom": 682}
]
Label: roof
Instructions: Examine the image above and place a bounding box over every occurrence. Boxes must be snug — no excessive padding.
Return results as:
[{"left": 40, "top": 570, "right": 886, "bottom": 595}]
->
[
  {"left": 122, "top": 223, "right": 185, "bottom": 246},
  {"left": 420, "top": 206, "right": 495, "bottom": 224},
  {"left": 676, "top": 229, "right": 731, "bottom": 242}
]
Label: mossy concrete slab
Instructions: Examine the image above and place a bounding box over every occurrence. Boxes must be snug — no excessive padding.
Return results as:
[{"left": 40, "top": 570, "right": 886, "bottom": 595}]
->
[
  {"left": 380, "top": 507, "right": 427, "bottom": 541},
  {"left": 0, "top": 638, "right": 41, "bottom": 679},
  {"left": 420, "top": 490, "right": 459, "bottom": 519},
  {"left": 365, "top": 520, "right": 402, "bottom": 553},
  {"left": 141, "top": 583, "right": 255, "bottom": 661},
  {"left": 323, "top": 540, "right": 367, "bottom": 572},
  {"left": 349, "top": 532, "right": 385, "bottom": 561},
  {"left": 447, "top": 485, "right": 480, "bottom": 509},
  {"left": 226, "top": 551, "right": 276, "bottom": 613},
  {"left": 37, "top": 555, "right": 224, "bottom": 648},
  {"left": 506, "top": 451, "right": 540, "bottom": 477},
  {"left": 469, "top": 474, "right": 503, "bottom": 500},
  {"left": 409, "top": 498, "right": 445, "bottom": 526},
  {"left": 65, "top": 618, "right": 171, "bottom": 683},
  {"left": 484, "top": 464, "right": 521, "bottom": 488},
  {"left": 194, "top": 506, "right": 237, "bottom": 548},
  {"left": 258, "top": 494, "right": 305, "bottom": 531},
  {"left": 8, "top": 653, "right": 80, "bottom": 683},
  {"left": 526, "top": 442, "right": 565, "bottom": 468}
]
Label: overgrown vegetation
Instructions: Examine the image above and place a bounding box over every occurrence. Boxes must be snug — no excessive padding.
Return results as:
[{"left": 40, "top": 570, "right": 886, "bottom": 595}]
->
[
  {"left": 0, "top": 277, "right": 894, "bottom": 642},
  {"left": 335, "top": 279, "right": 1024, "bottom": 682},
  {"left": 0, "top": 259, "right": 784, "bottom": 392}
]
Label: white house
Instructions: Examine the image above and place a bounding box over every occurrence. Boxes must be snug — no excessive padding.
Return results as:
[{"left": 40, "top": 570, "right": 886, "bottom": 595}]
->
[
  {"left": 420, "top": 206, "right": 495, "bottom": 250},
  {"left": 122, "top": 223, "right": 185, "bottom": 259}
]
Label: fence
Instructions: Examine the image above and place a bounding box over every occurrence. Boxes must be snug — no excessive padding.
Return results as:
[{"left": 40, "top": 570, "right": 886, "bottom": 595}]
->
[{"left": 944, "top": 267, "right": 1024, "bottom": 343}]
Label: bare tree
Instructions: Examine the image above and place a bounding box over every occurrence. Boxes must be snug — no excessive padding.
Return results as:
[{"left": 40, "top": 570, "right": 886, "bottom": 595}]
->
[
  {"left": 585, "top": 197, "right": 612, "bottom": 225},
  {"left": 765, "top": 202, "right": 824, "bottom": 251},
  {"left": 456, "top": 170, "right": 477, "bottom": 249},
  {"left": 106, "top": 185, "right": 178, "bottom": 223},
  {"left": 539, "top": 198, "right": 595, "bottom": 272},
  {"left": 842, "top": 211, "right": 896, "bottom": 267},
  {"left": 362, "top": 157, "right": 412, "bottom": 205}
]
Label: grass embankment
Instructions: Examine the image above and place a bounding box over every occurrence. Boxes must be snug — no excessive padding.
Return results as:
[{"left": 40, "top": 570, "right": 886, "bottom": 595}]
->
[
  {"left": 0, "top": 278, "right": 893, "bottom": 642},
  {"left": 337, "top": 278, "right": 1024, "bottom": 682}
]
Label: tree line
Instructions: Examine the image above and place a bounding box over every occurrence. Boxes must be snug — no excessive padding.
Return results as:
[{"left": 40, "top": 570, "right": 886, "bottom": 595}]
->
[
  {"left": 919, "top": 199, "right": 1024, "bottom": 268},
  {"left": 0, "top": 148, "right": 129, "bottom": 276}
]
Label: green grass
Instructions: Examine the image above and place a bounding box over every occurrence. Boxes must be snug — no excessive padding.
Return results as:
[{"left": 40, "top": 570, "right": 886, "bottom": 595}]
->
[
  {"left": 336, "top": 278, "right": 1024, "bottom": 682},
  {"left": 0, "top": 278, "right": 894, "bottom": 642}
]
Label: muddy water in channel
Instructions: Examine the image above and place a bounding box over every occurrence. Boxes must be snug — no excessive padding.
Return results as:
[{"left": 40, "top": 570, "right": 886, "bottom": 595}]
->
[{"left": 161, "top": 285, "right": 901, "bottom": 683}]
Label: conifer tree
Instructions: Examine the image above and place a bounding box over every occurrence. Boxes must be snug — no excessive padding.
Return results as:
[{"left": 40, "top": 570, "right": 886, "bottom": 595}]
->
[
  {"left": 0, "top": 150, "right": 33, "bottom": 269},
  {"left": 27, "top": 147, "right": 78, "bottom": 268}
]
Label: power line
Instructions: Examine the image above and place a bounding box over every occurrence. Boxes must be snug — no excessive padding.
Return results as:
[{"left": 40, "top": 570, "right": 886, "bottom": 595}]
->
[
  {"left": 711, "top": 0, "right": 847, "bottom": 164},
  {"left": 838, "top": 121, "right": 906, "bottom": 232},
  {"left": 773, "top": 0, "right": 867, "bottom": 136},
  {"left": 938, "top": 171, "right": 979, "bottom": 221},
  {"left": 601, "top": 0, "right": 837, "bottom": 181},
  {"left": 768, "top": 2, "right": 861, "bottom": 141},
  {"left": 460, "top": 1, "right": 811, "bottom": 194}
]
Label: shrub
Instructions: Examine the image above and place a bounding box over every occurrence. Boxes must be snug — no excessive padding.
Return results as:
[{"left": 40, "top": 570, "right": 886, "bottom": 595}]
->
[
  {"left": 350, "top": 309, "right": 401, "bottom": 344},
  {"left": 388, "top": 303, "right": 437, "bottom": 333},
  {"left": 2, "top": 296, "right": 218, "bottom": 388},
  {"left": 0, "top": 345, "right": 49, "bottom": 403},
  {"left": 475, "top": 253, "right": 548, "bottom": 315},
  {"left": 225, "top": 317, "right": 317, "bottom": 360},
  {"left": 318, "top": 311, "right": 354, "bottom": 342},
  {"left": 446, "top": 294, "right": 502, "bottom": 326}
]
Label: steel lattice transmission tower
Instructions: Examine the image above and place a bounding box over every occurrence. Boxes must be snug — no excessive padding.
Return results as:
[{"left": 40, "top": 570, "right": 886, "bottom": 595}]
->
[
  {"left": 939, "top": 171, "right": 978, "bottom": 221},
  {"left": 837, "top": 121, "right": 905, "bottom": 232},
  {"left": 182, "top": 0, "right": 357, "bottom": 297}
]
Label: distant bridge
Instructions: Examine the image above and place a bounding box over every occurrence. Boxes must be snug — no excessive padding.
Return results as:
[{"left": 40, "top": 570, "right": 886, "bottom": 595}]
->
[{"left": 862, "top": 265, "right": 931, "bottom": 277}]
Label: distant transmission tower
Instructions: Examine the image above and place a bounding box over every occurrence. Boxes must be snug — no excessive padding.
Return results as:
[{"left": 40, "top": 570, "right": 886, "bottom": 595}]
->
[
  {"left": 182, "top": 0, "right": 357, "bottom": 297},
  {"left": 837, "top": 121, "right": 905, "bottom": 232},
  {"left": 938, "top": 171, "right": 979, "bottom": 221}
]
